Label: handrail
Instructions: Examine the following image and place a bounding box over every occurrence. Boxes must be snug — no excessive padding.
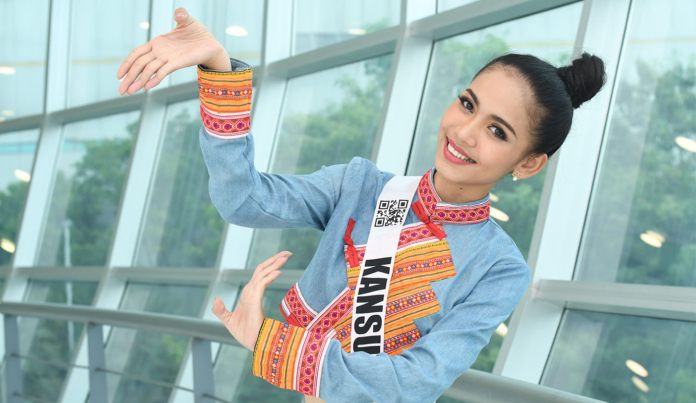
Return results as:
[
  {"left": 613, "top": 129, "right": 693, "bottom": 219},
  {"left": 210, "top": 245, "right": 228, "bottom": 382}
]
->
[{"left": 1, "top": 302, "right": 608, "bottom": 403}]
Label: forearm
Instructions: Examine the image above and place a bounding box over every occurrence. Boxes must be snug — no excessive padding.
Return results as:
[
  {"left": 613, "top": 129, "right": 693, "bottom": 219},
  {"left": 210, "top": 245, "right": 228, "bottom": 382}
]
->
[{"left": 197, "top": 58, "right": 349, "bottom": 230}]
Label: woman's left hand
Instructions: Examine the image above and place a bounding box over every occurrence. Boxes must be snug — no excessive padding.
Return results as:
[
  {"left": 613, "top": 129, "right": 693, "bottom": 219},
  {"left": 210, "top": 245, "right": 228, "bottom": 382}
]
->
[{"left": 212, "top": 251, "right": 292, "bottom": 351}]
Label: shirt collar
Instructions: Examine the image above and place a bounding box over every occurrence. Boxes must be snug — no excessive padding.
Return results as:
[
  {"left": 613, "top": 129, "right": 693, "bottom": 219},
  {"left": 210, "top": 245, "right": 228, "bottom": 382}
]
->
[{"left": 416, "top": 168, "right": 491, "bottom": 225}]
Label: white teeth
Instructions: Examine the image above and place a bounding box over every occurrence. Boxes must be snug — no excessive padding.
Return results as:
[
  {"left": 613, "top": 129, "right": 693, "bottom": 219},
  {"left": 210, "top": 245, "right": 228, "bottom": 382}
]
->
[{"left": 447, "top": 143, "right": 475, "bottom": 163}]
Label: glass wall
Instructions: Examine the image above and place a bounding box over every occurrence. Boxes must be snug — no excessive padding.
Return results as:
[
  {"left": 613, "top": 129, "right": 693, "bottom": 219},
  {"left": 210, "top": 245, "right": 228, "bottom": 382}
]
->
[
  {"left": 18, "top": 280, "right": 98, "bottom": 402},
  {"left": 0, "top": 129, "right": 40, "bottom": 266},
  {"left": 293, "top": 0, "right": 400, "bottom": 54},
  {"left": 68, "top": 0, "right": 150, "bottom": 107},
  {"left": 105, "top": 283, "right": 206, "bottom": 402},
  {"left": 544, "top": 1, "right": 696, "bottom": 402},
  {"left": 38, "top": 112, "right": 139, "bottom": 267},
  {"left": 135, "top": 100, "right": 225, "bottom": 268},
  {"left": 575, "top": 0, "right": 696, "bottom": 288},
  {"left": 543, "top": 310, "right": 696, "bottom": 402},
  {"left": 0, "top": 0, "right": 50, "bottom": 118}
]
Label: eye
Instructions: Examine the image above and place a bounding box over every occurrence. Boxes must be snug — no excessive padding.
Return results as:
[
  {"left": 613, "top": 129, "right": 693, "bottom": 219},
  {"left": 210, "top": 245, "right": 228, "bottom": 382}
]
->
[
  {"left": 458, "top": 95, "right": 473, "bottom": 112},
  {"left": 490, "top": 126, "right": 507, "bottom": 141}
]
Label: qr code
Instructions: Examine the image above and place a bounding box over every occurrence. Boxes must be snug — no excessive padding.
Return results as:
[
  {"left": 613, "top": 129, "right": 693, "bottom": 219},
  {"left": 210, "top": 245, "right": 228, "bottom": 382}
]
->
[{"left": 374, "top": 199, "right": 409, "bottom": 227}]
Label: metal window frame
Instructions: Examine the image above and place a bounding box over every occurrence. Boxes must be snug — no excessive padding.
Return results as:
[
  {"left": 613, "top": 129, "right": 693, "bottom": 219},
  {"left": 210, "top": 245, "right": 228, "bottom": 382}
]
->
[{"left": 2, "top": 0, "right": 693, "bottom": 402}]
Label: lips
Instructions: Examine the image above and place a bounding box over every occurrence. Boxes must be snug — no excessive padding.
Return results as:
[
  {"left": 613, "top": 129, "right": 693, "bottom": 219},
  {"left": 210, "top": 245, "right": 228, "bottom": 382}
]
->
[{"left": 446, "top": 137, "right": 476, "bottom": 162}]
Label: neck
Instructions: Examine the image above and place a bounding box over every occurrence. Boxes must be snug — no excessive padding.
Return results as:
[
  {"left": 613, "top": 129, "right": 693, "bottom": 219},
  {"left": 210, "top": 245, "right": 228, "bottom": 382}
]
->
[{"left": 432, "top": 170, "right": 490, "bottom": 204}]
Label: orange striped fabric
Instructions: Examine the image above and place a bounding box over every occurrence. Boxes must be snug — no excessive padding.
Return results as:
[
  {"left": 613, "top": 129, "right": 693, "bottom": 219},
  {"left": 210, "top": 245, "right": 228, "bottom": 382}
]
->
[
  {"left": 252, "top": 318, "right": 305, "bottom": 390},
  {"left": 197, "top": 64, "right": 252, "bottom": 138}
]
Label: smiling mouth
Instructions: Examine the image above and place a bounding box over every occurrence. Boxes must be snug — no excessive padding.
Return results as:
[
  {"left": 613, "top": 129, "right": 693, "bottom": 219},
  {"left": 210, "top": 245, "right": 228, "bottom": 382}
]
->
[{"left": 446, "top": 137, "right": 476, "bottom": 163}]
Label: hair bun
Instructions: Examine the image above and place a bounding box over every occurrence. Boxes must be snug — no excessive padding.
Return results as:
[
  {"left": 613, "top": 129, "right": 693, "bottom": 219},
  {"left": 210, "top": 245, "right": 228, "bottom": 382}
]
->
[{"left": 557, "top": 52, "right": 607, "bottom": 109}]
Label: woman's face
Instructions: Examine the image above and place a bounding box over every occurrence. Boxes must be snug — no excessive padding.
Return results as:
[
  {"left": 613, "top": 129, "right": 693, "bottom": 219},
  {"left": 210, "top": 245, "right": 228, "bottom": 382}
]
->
[{"left": 434, "top": 67, "right": 547, "bottom": 200}]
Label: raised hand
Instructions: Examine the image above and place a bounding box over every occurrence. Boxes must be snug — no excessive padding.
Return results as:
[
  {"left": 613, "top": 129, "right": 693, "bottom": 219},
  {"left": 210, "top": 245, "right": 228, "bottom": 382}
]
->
[
  {"left": 116, "top": 7, "right": 231, "bottom": 96},
  {"left": 212, "top": 251, "right": 292, "bottom": 351}
]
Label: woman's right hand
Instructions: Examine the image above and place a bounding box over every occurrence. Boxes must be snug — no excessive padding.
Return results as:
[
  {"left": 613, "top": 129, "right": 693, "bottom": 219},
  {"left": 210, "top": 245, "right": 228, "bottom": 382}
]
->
[{"left": 117, "top": 7, "right": 231, "bottom": 96}]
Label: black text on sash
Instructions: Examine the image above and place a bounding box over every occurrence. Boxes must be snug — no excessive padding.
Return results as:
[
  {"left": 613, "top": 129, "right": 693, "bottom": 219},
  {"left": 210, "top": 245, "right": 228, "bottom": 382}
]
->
[{"left": 352, "top": 257, "right": 392, "bottom": 354}]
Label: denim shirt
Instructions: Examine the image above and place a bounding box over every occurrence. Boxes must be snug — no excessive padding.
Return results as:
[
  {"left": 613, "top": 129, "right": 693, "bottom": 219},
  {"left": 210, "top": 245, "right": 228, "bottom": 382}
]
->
[{"left": 198, "top": 58, "right": 530, "bottom": 403}]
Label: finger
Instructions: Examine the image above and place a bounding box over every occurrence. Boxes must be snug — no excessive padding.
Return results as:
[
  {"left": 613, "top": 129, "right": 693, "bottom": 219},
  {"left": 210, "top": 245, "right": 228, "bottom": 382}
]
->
[
  {"left": 174, "top": 7, "right": 195, "bottom": 29},
  {"left": 117, "top": 42, "right": 153, "bottom": 80},
  {"left": 259, "top": 269, "right": 282, "bottom": 287},
  {"left": 254, "top": 251, "right": 292, "bottom": 274},
  {"left": 212, "top": 297, "right": 232, "bottom": 324},
  {"left": 119, "top": 52, "right": 156, "bottom": 95},
  {"left": 128, "top": 57, "right": 166, "bottom": 94},
  {"left": 257, "top": 255, "right": 290, "bottom": 279},
  {"left": 142, "top": 62, "right": 176, "bottom": 91}
]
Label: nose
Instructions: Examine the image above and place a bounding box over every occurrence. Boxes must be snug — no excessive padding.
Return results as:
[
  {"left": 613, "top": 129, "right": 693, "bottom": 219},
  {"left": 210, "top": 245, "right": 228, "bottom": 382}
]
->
[{"left": 452, "top": 117, "right": 477, "bottom": 149}]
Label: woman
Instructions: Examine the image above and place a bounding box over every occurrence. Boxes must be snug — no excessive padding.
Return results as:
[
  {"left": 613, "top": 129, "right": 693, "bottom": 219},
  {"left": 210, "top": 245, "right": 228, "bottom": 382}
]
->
[{"left": 117, "top": 8, "right": 606, "bottom": 403}]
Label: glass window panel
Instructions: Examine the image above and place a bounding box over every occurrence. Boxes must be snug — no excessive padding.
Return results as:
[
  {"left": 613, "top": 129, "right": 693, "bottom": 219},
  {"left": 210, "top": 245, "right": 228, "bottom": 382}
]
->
[
  {"left": 118, "top": 283, "right": 206, "bottom": 316},
  {"left": 38, "top": 111, "right": 139, "bottom": 266},
  {"left": 0, "top": 128, "right": 40, "bottom": 266},
  {"left": 105, "top": 283, "right": 206, "bottom": 402},
  {"left": 407, "top": 2, "right": 583, "bottom": 261},
  {"left": 245, "top": 54, "right": 393, "bottom": 271},
  {"left": 68, "top": 0, "right": 150, "bottom": 107},
  {"left": 575, "top": 0, "right": 696, "bottom": 287},
  {"left": 170, "top": 0, "right": 264, "bottom": 84},
  {"left": 437, "top": 0, "right": 478, "bottom": 12},
  {"left": 18, "top": 318, "right": 85, "bottom": 402},
  {"left": 542, "top": 310, "right": 696, "bottom": 402},
  {"left": 19, "top": 279, "right": 97, "bottom": 400},
  {"left": 293, "top": 0, "right": 400, "bottom": 54},
  {"left": 0, "top": 0, "right": 50, "bottom": 118},
  {"left": 25, "top": 280, "right": 98, "bottom": 305},
  {"left": 135, "top": 100, "right": 224, "bottom": 267},
  {"left": 212, "top": 287, "right": 303, "bottom": 402}
]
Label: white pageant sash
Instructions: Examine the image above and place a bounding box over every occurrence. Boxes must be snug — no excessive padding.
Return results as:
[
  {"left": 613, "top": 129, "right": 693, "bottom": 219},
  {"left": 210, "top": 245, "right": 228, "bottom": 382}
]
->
[{"left": 350, "top": 175, "right": 421, "bottom": 355}]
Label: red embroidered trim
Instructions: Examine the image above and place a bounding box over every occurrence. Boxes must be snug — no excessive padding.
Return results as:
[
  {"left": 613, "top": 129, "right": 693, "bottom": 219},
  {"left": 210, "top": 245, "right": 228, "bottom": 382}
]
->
[
  {"left": 386, "top": 289, "right": 437, "bottom": 316},
  {"left": 280, "top": 302, "right": 304, "bottom": 327},
  {"left": 281, "top": 283, "right": 317, "bottom": 328},
  {"left": 411, "top": 201, "right": 447, "bottom": 240},
  {"left": 200, "top": 105, "right": 250, "bottom": 138},
  {"left": 295, "top": 289, "right": 351, "bottom": 395},
  {"left": 417, "top": 168, "right": 491, "bottom": 225},
  {"left": 384, "top": 327, "right": 421, "bottom": 354}
]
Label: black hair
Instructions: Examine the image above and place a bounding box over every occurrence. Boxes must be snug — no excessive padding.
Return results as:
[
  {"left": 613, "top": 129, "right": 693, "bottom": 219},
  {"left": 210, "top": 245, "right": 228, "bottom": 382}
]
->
[{"left": 473, "top": 51, "right": 607, "bottom": 161}]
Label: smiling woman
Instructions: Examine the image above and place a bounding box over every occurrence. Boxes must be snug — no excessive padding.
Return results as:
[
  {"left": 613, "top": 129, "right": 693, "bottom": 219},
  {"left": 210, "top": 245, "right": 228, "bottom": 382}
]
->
[{"left": 115, "top": 7, "right": 606, "bottom": 402}]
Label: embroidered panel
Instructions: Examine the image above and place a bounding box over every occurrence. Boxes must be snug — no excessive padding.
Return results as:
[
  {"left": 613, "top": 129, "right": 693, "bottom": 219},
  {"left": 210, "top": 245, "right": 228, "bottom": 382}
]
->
[
  {"left": 197, "top": 65, "right": 252, "bottom": 138},
  {"left": 417, "top": 168, "right": 491, "bottom": 225},
  {"left": 280, "top": 283, "right": 318, "bottom": 328},
  {"left": 335, "top": 238, "right": 455, "bottom": 356}
]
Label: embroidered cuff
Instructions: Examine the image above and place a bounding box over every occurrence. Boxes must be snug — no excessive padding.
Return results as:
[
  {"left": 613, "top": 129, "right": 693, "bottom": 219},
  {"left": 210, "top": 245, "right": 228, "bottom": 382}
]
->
[
  {"left": 198, "top": 57, "right": 252, "bottom": 139},
  {"left": 252, "top": 317, "right": 333, "bottom": 397},
  {"left": 280, "top": 283, "right": 318, "bottom": 328}
]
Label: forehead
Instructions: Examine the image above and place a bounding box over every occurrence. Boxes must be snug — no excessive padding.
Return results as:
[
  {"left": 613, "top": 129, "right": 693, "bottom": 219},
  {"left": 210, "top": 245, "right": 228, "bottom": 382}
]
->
[{"left": 469, "top": 68, "right": 532, "bottom": 138}]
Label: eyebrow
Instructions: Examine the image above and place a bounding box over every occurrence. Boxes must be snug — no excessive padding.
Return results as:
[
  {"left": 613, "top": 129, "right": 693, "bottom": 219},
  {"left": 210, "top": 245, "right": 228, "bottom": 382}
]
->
[{"left": 465, "top": 88, "right": 517, "bottom": 138}]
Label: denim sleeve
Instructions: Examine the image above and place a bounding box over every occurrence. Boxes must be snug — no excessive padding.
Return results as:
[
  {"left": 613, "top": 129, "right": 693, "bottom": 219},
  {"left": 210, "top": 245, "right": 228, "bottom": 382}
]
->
[
  {"left": 252, "top": 262, "right": 531, "bottom": 402},
  {"left": 197, "top": 58, "right": 354, "bottom": 230}
]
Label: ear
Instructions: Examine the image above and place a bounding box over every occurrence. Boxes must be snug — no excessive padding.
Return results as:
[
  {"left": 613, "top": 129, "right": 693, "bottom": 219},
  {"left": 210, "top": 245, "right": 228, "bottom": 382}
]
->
[{"left": 515, "top": 153, "right": 547, "bottom": 179}]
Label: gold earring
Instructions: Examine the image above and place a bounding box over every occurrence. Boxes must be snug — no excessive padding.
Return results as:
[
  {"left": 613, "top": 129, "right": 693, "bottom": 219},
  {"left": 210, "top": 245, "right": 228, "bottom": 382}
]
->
[{"left": 513, "top": 171, "right": 521, "bottom": 181}]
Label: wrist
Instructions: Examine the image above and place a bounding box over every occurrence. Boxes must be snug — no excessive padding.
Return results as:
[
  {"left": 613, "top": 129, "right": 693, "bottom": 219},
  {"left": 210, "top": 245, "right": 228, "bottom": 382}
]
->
[{"left": 202, "top": 45, "right": 231, "bottom": 71}]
